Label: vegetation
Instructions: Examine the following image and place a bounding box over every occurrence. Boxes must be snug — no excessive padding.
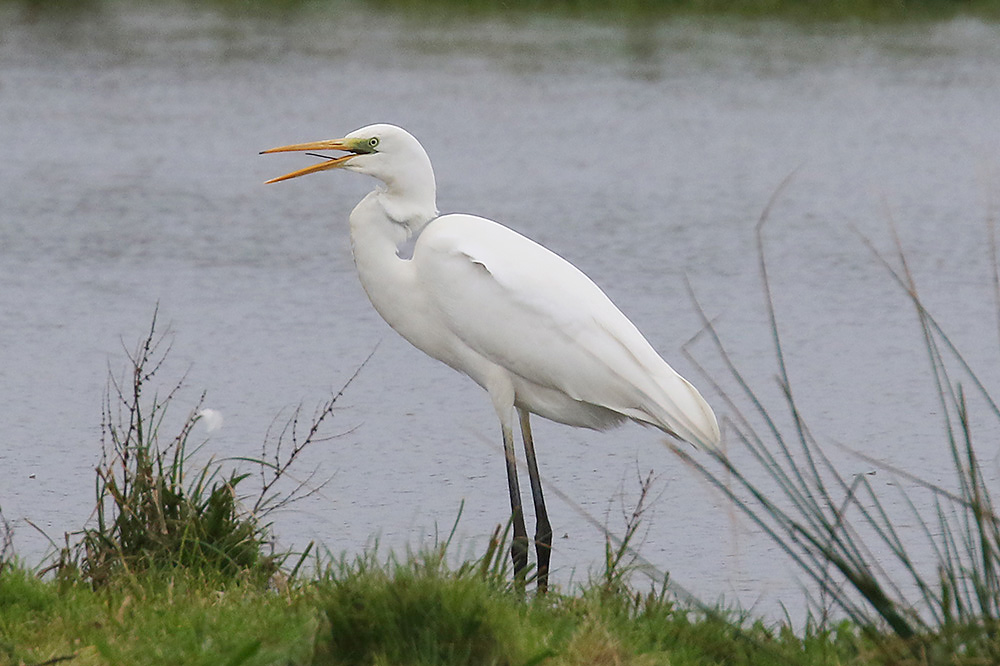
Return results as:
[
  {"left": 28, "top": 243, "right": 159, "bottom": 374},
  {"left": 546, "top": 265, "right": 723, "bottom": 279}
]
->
[
  {"left": 674, "top": 192, "right": 1000, "bottom": 662},
  {"left": 61, "top": 313, "right": 271, "bottom": 587},
  {"left": 43, "top": 309, "right": 346, "bottom": 590},
  {"left": 0, "top": 549, "right": 877, "bottom": 666},
  {"left": 0, "top": 525, "right": 993, "bottom": 665},
  {"left": 2, "top": 208, "right": 1000, "bottom": 662}
]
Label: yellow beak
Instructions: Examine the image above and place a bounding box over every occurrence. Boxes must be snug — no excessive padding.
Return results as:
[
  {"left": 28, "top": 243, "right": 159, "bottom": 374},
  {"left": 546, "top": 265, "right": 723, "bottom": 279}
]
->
[{"left": 260, "top": 138, "right": 360, "bottom": 184}]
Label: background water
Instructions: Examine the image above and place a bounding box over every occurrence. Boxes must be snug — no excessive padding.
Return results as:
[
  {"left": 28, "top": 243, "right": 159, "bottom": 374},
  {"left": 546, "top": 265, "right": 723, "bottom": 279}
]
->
[{"left": 2, "top": 2, "right": 1000, "bottom": 616}]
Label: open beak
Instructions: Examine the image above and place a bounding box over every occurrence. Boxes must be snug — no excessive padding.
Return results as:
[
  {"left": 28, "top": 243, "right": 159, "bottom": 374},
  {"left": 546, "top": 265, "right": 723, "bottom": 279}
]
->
[{"left": 260, "top": 138, "right": 361, "bottom": 184}]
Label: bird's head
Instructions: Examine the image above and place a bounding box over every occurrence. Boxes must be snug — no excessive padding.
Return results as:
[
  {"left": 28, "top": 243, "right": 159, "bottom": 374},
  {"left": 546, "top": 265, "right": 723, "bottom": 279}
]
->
[{"left": 261, "top": 123, "right": 435, "bottom": 195}]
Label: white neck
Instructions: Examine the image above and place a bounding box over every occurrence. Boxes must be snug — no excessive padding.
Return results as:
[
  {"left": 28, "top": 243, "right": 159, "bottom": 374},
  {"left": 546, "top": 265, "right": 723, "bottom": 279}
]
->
[
  {"left": 357, "top": 142, "right": 439, "bottom": 233},
  {"left": 344, "top": 131, "right": 440, "bottom": 345},
  {"left": 376, "top": 184, "right": 437, "bottom": 235},
  {"left": 348, "top": 191, "right": 421, "bottom": 333}
]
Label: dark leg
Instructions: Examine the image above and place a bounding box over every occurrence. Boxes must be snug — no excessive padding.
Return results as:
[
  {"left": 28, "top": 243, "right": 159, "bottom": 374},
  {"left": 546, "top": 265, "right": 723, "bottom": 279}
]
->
[
  {"left": 518, "top": 408, "right": 552, "bottom": 593},
  {"left": 501, "top": 418, "right": 529, "bottom": 587}
]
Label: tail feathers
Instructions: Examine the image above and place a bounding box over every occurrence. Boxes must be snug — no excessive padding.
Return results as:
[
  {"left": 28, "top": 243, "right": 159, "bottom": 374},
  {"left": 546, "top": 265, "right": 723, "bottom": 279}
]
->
[{"left": 647, "top": 371, "right": 721, "bottom": 450}]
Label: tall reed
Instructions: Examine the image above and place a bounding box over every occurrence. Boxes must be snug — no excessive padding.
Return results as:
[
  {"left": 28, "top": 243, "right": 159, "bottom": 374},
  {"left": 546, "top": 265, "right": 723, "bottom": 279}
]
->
[{"left": 677, "top": 192, "right": 1000, "bottom": 659}]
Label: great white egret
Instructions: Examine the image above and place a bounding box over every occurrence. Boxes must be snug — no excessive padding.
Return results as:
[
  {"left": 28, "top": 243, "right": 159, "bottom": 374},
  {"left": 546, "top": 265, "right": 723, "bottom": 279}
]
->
[{"left": 262, "top": 124, "right": 720, "bottom": 591}]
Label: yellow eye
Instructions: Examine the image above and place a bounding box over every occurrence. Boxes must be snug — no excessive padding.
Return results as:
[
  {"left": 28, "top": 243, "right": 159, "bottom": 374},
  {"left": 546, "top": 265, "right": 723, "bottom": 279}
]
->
[{"left": 368, "top": 137, "right": 379, "bottom": 149}]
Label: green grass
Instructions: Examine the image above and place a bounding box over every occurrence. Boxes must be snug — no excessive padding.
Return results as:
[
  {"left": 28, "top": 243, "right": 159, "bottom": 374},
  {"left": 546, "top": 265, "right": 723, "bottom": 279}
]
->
[
  {"left": 50, "top": 310, "right": 280, "bottom": 587},
  {"left": 0, "top": 565, "right": 320, "bottom": 665},
  {"left": 0, "top": 551, "right": 899, "bottom": 666}
]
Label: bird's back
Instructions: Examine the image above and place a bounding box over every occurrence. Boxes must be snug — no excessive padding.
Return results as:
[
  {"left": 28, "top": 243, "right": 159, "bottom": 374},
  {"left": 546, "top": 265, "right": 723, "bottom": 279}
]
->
[{"left": 411, "top": 214, "right": 720, "bottom": 449}]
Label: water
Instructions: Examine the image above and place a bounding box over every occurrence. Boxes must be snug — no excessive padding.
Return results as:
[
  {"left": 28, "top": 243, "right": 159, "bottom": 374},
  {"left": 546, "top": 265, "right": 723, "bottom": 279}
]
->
[{"left": 2, "top": 3, "right": 1000, "bottom": 616}]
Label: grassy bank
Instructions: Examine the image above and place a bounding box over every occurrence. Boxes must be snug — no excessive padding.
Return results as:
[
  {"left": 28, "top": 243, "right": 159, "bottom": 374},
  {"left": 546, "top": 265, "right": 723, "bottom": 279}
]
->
[
  {"left": 0, "top": 550, "right": 913, "bottom": 666},
  {"left": 0, "top": 537, "right": 994, "bottom": 665}
]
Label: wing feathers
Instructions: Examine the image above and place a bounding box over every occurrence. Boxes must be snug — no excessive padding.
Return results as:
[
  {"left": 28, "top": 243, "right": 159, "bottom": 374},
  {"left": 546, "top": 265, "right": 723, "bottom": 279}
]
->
[{"left": 413, "top": 214, "right": 719, "bottom": 448}]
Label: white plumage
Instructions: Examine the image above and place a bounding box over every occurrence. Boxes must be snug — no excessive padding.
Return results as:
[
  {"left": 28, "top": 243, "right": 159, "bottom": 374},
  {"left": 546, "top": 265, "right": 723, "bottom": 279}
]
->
[{"left": 263, "top": 123, "right": 719, "bottom": 590}]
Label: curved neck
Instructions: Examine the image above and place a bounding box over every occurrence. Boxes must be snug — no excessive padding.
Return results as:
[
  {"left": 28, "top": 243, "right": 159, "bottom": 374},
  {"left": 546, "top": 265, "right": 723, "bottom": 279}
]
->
[
  {"left": 369, "top": 148, "right": 438, "bottom": 232},
  {"left": 348, "top": 192, "right": 426, "bottom": 340},
  {"left": 377, "top": 184, "right": 437, "bottom": 234}
]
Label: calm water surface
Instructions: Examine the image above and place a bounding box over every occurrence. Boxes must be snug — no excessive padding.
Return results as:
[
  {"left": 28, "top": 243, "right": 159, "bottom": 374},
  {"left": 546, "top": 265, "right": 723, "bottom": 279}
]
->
[{"left": 2, "top": 3, "right": 1000, "bottom": 616}]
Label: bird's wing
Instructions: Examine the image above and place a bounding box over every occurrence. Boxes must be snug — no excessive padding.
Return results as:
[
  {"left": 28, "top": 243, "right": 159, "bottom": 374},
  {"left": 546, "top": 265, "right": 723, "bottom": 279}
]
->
[{"left": 413, "top": 214, "right": 718, "bottom": 446}]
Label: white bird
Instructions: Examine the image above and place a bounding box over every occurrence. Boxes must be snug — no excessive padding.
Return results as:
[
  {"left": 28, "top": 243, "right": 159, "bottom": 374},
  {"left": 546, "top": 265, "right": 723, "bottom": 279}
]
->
[{"left": 262, "top": 124, "right": 720, "bottom": 591}]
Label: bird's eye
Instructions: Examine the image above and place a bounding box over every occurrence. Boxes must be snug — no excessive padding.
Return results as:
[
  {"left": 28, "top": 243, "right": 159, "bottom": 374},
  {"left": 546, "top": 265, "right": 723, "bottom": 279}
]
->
[{"left": 368, "top": 137, "right": 379, "bottom": 149}]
